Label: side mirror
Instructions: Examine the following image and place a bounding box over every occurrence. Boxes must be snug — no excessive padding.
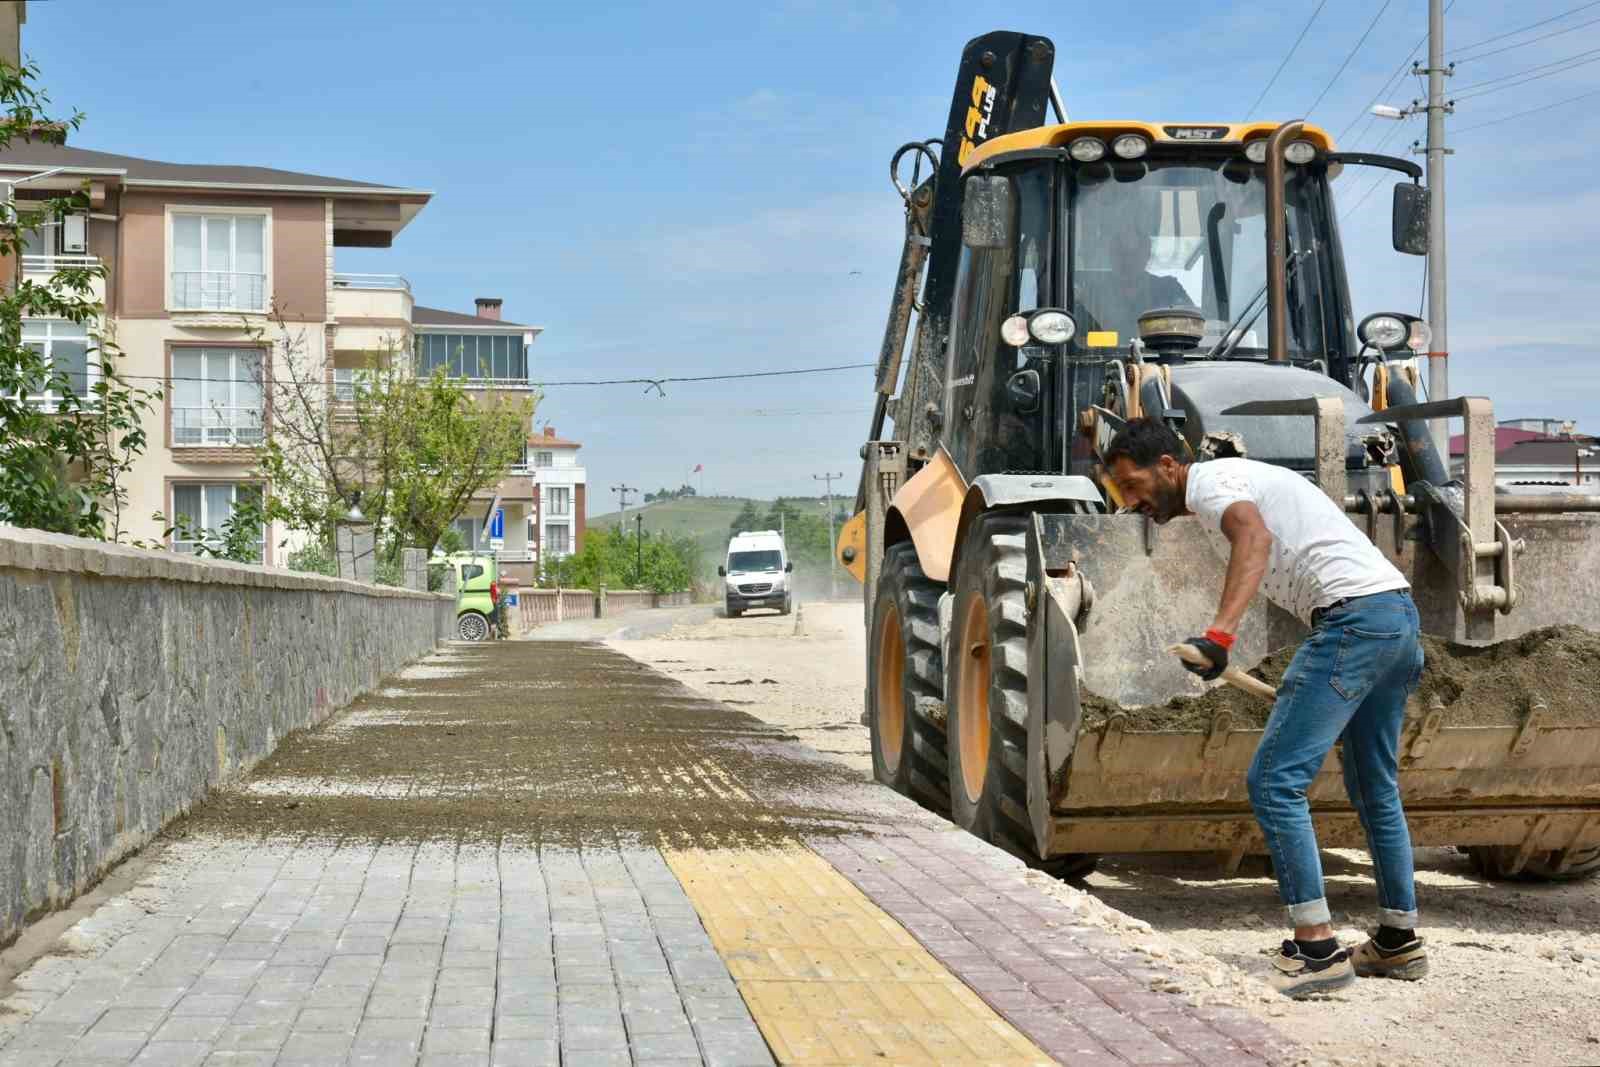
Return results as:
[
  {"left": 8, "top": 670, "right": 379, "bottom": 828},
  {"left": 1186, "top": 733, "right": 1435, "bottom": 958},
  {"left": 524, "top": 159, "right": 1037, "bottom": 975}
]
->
[
  {"left": 962, "top": 175, "right": 1013, "bottom": 250},
  {"left": 1392, "top": 183, "right": 1428, "bottom": 256},
  {"left": 1005, "top": 369, "right": 1042, "bottom": 414},
  {"left": 717, "top": 565, "right": 726, "bottom": 577},
  {"left": 784, "top": 562, "right": 794, "bottom": 573}
]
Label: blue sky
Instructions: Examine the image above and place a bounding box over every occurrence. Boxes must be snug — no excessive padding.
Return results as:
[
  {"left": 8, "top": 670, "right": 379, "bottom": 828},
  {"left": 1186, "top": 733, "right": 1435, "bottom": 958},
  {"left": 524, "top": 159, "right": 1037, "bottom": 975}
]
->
[{"left": 25, "top": 1, "right": 1600, "bottom": 511}]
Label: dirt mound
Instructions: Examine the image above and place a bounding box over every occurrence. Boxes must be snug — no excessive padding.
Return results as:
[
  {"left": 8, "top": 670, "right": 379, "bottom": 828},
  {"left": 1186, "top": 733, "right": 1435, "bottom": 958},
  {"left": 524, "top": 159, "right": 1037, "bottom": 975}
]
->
[{"left": 1081, "top": 625, "right": 1600, "bottom": 732}]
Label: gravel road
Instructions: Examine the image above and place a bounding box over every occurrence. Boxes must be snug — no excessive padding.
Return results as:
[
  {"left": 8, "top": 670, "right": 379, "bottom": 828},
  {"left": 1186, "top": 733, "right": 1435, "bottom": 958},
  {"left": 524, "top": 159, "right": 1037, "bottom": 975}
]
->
[{"left": 611, "top": 599, "right": 1600, "bottom": 1067}]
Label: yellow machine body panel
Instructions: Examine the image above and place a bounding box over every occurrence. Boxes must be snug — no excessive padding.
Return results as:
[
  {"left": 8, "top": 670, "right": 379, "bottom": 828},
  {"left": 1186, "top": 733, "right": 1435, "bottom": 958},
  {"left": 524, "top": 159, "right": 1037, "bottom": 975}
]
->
[{"left": 961, "top": 120, "right": 1336, "bottom": 173}]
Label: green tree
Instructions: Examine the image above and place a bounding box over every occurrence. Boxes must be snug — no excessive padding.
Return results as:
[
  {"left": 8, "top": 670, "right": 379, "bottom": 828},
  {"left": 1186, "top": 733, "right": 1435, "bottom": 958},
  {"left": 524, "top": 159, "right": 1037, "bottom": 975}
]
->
[
  {"left": 0, "top": 63, "right": 159, "bottom": 539},
  {"left": 252, "top": 331, "right": 532, "bottom": 563},
  {"left": 560, "top": 526, "right": 698, "bottom": 594},
  {"left": 728, "top": 500, "right": 764, "bottom": 537}
]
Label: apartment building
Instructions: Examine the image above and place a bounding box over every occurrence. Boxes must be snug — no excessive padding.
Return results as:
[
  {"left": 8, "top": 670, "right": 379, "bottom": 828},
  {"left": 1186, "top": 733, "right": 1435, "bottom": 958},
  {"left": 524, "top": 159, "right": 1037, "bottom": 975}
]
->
[
  {"left": 417, "top": 301, "right": 594, "bottom": 584},
  {"left": 0, "top": 141, "right": 431, "bottom": 561},
  {"left": 527, "top": 424, "right": 587, "bottom": 577}
]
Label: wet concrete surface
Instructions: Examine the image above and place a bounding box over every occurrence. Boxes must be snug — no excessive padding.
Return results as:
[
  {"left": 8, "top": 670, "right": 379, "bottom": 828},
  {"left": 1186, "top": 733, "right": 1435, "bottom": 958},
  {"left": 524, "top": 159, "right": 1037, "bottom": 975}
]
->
[{"left": 170, "top": 641, "right": 883, "bottom": 849}]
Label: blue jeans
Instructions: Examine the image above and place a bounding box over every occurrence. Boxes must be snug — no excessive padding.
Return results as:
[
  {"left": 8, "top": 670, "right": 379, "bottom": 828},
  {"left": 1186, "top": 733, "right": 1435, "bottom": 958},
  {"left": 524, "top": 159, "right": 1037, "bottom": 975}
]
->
[{"left": 1247, "top": 590, "right": 1423, "bottom": 929}]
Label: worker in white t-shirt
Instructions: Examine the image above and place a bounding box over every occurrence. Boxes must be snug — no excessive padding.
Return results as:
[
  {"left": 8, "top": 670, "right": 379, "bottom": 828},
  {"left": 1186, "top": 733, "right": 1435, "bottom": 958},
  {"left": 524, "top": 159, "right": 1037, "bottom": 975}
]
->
[{"left": 1104, "top": 416, "right": 1428, "bottom": 998}]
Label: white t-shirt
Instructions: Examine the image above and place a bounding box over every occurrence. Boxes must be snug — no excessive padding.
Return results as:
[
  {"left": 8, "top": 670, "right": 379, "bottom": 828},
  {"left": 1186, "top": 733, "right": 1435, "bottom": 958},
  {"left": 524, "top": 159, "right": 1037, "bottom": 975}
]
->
[{"left": 1185, "top": 457, "right": 1408, "bottom": 623}]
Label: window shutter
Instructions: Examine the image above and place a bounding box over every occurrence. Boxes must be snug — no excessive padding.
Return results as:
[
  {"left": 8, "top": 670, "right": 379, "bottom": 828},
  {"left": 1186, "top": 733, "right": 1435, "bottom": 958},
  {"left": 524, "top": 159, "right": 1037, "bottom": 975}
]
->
[{"left": 61, "top": 214, "right": 87, "bottom": 253}]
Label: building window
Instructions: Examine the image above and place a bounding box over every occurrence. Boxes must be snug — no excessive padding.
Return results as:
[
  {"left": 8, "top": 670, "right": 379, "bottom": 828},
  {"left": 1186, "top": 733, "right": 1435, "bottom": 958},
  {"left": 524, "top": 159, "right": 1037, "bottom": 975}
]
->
[
  {"left": 415, "top": 332, "right": 527, "bottom": 383},
  {"left": 334, "top": 367, "right": 356, "bottom": 403},
  {"left": 172, "top": 348, "right": 263, "bottom": 446},
  {"left": 451, "top": 517, "right": 492, "bottom": 554},
  {"left": 171, "top": 483, "right": 263, "bottom": 561},
  {"left": 534, "top": 451, "right": 553, "bottom": 468},
  {"left": 544, "top": 524, "right": 570, "bottom": 556},
  {"left": 21, "top": 320, "right": 93, "bottom": 408},
  {"left": 547, "top": 486, "right": 570, "bottom": 516},
  {"left": 19, "top": 212, "right": 88, "bottom": 262},
  {"left": 170, "top": 212, "right": 267, "bottom": 311}
]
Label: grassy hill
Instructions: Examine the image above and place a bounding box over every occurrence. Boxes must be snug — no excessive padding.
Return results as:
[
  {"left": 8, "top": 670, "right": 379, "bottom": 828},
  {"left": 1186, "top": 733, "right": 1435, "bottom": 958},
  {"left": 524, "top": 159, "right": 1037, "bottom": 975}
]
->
[{"left": 589, "top": 497, "right": 762, "bottom": 570}]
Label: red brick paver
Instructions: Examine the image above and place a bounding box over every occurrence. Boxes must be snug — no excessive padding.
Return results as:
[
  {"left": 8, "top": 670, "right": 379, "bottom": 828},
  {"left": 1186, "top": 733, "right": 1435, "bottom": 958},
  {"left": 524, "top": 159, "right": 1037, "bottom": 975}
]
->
[{"left": 812, "top": 830, "right": 1300, "bottom": 1066}]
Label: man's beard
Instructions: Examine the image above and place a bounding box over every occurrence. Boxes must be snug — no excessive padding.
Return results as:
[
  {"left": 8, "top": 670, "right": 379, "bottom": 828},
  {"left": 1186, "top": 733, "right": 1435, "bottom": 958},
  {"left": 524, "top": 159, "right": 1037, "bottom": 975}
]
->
[{"left": 1150, "top": 480, "right": 1185, "bottom": 524}]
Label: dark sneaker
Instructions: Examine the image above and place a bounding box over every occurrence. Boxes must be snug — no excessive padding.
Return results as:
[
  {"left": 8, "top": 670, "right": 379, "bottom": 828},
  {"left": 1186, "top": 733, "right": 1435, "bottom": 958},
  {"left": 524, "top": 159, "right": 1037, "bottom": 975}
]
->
[
  {"left": 1352, "top": 934, "right": 1429, "bottom": 980},
  {"left": 1268, "top": 940, "right": 1356, "bottom": 998}
]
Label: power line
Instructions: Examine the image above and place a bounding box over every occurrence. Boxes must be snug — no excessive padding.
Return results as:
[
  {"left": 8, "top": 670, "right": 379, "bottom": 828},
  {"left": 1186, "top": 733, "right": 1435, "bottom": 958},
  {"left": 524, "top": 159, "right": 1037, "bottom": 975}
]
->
[
  {"left": 1305, "top": 0, "right": 1396, "bottom": 120},
  {"left": 1246, "top": 0, "right": 1331, "bottom": 118},
  {"left": 1454, "top": 13, "right": 1600, "bottom": 61},
  {"left": 1450, "top": 1, "right": 1600, "bottom": 58},
  {"left": 44, "top": 361, "right": 877, "bottom": 389},
  {"left": 1452, "top": 49, "right": 1600, "bottom": 99},
  {"left": 1454, "top": 84, "right": 1600, "bottom": 130}
]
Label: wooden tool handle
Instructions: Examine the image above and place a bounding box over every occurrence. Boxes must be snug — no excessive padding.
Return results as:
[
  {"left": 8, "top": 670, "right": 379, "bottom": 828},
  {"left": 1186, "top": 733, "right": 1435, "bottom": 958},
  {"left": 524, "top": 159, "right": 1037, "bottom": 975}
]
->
[{"left": 1167, "top": 643, "right": 1278, "bottom": 702}]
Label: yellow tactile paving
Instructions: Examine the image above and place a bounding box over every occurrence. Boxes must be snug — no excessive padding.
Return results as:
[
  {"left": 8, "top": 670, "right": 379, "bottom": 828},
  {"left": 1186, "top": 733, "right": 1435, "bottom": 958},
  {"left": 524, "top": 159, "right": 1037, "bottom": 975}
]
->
[{"left": 663, "top": 845, "right": 1055, "bottom": 1066}]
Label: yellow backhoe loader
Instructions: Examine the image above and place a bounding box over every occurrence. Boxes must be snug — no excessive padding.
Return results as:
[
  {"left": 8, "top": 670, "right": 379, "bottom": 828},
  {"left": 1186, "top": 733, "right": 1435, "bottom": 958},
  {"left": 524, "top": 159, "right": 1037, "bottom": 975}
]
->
[{"left": 841, "top": 29, "right": 1600, "bottom": 882}]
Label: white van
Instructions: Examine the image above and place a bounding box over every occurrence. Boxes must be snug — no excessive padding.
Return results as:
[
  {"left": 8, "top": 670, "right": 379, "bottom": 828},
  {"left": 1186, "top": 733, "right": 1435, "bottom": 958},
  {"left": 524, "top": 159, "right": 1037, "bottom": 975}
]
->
[{"left": 719, "top": 530, "right": 792, "bottom": 618}]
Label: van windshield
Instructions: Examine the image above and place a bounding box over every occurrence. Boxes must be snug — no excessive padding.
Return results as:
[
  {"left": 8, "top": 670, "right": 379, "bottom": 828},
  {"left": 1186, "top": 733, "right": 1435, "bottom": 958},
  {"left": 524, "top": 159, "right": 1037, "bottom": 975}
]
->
[{"left": 728, "top": 550, "right": 782, "bottom": 572}]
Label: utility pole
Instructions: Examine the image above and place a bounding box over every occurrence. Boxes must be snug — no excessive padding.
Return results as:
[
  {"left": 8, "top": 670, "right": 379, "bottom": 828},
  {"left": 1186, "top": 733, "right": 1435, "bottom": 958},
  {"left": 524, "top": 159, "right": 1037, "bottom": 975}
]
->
[
  {"left": 814, "top": 472, "right": 843, "bottom": 601},
  {"left": 634, "top": 513, "right": 643, "bottom": 589},
  {"left": 611, "top": 484, "right": 636, "bottom": 512},
  {"left": 1422, "top": 0, "right": 1453, "bottom": 456}
]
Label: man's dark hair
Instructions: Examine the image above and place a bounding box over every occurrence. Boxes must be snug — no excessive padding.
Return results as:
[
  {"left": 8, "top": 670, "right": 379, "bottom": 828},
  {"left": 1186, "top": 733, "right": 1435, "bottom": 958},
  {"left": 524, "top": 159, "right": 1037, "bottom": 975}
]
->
[{"left": 1103, "top": 417, "right": 1186, "bottom": 468}]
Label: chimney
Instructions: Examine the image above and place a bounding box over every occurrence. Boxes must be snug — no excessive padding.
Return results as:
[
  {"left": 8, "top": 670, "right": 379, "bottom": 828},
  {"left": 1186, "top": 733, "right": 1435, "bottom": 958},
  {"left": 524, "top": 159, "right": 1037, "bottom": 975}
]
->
[
  {"left": 474, "top": 297, "right": 502, "bottom": 321},
  {"left": 544, "top": 426, "right": 555, "bottom": 439}
]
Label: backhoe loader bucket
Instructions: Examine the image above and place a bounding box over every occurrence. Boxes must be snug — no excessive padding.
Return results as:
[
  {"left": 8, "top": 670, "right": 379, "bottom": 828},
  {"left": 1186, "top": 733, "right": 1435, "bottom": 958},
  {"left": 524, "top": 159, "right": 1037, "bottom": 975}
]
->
[{"left": 1021, "top": 509, "right": 1600, "bottom": 875}]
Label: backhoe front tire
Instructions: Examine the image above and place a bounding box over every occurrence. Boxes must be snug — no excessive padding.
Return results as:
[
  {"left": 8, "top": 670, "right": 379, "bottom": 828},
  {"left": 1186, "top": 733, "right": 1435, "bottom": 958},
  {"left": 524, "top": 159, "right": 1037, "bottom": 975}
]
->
[
  {"left": 868, "top": 543, "right": 950, "bottom": 814},
  {"left": 946, "top": 512, "right": 1098, "bottom": 881},
  {"left": 1465, "top": 845, "right": 1600, "bottom": 882}
]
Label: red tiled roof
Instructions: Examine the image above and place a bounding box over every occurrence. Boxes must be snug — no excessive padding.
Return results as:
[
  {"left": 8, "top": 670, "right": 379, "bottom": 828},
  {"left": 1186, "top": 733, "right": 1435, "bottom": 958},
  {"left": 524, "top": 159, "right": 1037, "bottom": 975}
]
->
[{"left": 1448, "top": 427, "right": 1541, "bottom": 456}]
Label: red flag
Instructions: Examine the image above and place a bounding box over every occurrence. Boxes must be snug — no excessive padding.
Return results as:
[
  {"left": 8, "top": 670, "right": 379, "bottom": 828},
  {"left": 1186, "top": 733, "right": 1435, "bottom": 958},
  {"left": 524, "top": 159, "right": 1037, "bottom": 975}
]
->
[{"left": 692, "top": 464, "right": 703, "bottom": 473}]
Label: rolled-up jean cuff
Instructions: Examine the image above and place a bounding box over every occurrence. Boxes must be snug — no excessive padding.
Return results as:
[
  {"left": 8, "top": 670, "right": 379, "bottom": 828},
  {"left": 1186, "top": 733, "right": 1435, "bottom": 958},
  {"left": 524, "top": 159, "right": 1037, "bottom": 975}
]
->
[
  {"left": 1379, "top": 907, "right": 1419, "bottom": 928},
  {"left": 1285, "top": 897, "right": 1331, "bottom": 926}
]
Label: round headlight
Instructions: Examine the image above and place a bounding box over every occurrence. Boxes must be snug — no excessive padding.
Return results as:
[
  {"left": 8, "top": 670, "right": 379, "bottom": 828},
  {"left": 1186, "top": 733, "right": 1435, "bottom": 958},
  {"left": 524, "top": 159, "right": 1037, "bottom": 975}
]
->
[
  {"left": 1358, "top": 313, "right": 1409, "bottom": 351},
  {"left": 1068, "top": 136, "right": 1106, "bottom": 162},
  {"left": 1028, "top": 310, "right": 1077, "bottom": 345},
  {"left": 1243, "top": 140, "right": 1268, "bottom": 164},
  {"left": 1000, "top": 314, "right": 1031, "bottom": 348},
  {"left": 1407, "top": 319, "right": 1432, "bottom": 353},
  {"left": 1284, "top": 139, "right": 1317, "bottom": 165},
  {"left": 1111, "top": 133, "right": 1149, "bottom": 160}
]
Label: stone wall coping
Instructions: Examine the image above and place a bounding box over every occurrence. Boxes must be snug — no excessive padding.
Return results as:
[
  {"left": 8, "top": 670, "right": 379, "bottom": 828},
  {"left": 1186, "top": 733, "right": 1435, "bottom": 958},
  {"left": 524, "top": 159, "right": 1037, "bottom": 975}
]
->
[{"left": 0, "top": 524, "right": 452, "bottom": 601}]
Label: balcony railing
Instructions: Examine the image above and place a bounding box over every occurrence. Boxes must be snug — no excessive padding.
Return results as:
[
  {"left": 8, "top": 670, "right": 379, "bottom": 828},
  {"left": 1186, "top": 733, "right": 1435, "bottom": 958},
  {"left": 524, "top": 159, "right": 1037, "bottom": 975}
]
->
[
  {"left": 332, "top": 272, "right": 411, "bottom": 292},
  {"left": 22, "top": 254, "right": 100, "bottom": 273},
  {"left": 171, "top": 271, "right": 267, "bottom": 312},
  {"left": 172, "top": 406, "right": 264, "bottom": 447}
]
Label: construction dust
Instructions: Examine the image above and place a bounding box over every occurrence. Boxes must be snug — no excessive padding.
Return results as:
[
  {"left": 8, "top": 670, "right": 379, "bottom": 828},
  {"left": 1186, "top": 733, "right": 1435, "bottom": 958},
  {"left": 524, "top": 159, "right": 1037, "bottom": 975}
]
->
[{"left": 1081, "top": 625, "right": 1600, "bottom": 731}]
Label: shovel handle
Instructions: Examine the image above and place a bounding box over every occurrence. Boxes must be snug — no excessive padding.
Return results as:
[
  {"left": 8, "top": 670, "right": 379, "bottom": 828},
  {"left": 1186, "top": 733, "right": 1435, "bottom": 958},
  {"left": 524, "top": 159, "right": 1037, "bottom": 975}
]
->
[{"left": 1167, "top": 643, "right": 1279, "bottom": 702}]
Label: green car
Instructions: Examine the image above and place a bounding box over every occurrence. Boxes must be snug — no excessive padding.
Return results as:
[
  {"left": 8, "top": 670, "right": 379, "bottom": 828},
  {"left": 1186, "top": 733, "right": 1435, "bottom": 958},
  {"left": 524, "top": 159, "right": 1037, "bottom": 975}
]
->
[{"left": 442, "top": 553, "right": 502, "bottom": 641}]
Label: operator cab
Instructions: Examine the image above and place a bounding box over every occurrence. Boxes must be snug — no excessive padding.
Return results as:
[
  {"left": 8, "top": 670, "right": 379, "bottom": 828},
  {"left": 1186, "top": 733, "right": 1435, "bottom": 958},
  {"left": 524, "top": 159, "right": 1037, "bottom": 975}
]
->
[{"left": 943, "top": 121, "right": 1425, "bottom": 484}]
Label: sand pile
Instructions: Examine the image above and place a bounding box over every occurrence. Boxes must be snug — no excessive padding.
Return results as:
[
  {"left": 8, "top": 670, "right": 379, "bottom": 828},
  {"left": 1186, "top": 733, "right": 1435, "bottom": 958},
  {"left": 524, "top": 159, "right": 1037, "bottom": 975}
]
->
[{"left": 1081, "top": 625, "right": 1600, "bottom": 731}]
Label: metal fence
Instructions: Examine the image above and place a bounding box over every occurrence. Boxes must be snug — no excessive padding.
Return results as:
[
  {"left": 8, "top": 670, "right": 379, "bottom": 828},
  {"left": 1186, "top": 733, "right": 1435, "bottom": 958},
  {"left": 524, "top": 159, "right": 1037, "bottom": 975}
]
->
[{"left": 516, "top": 588, "right": 691, "bottom": 631}]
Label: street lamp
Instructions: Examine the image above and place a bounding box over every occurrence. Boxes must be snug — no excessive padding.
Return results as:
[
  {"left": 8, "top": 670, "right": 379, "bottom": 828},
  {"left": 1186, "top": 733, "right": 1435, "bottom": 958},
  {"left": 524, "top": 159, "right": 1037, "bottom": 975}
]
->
[{"left": 634, "top": 513, "right": 643, "bottom": 588}]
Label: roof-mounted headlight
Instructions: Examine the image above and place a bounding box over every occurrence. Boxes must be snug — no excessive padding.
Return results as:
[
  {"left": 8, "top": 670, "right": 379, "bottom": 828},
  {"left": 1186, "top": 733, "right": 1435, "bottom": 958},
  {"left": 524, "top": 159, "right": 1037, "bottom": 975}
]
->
[
  {"left": 1284, "top": 139, "right": 1318, "bottom": 164},
  {"left": 1028, "top": 310, "right": 1077, "bottom": 345},
  {"left": 1243, "top": 139, "right": 1268, "bottom": 164},
  {"left": 1068, "top": 136, "right": 1106, "bottom": 162},
  {"left": 1111, "top": 133, "right": 1149, "bottom": 160}
]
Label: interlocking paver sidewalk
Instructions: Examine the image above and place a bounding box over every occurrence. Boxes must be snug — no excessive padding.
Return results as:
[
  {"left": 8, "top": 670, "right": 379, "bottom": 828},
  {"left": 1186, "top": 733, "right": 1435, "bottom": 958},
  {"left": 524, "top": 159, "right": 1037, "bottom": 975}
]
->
[{"left": 0, "top": 641, "right": 1297, "bottom": 1066}]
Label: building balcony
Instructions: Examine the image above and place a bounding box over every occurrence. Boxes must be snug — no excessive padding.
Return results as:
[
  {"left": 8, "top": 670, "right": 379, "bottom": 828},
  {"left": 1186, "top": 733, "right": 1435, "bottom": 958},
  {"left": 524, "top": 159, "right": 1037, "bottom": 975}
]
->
[
  {"left": 21, "top": 254, "right": 105, "bottom": 304},
  {"left": 172, "top": 406, "right": 263, "bottom": 448},
  {"left": 332, "top": 273, "right": 413, "bottom": 355}
]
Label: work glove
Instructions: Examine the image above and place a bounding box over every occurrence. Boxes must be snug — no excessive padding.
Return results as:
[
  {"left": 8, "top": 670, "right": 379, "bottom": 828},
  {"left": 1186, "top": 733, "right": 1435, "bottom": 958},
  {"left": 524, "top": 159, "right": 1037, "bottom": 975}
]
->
[{"left": 1181, "top": 635, "right": 1228, "bottom": 682}]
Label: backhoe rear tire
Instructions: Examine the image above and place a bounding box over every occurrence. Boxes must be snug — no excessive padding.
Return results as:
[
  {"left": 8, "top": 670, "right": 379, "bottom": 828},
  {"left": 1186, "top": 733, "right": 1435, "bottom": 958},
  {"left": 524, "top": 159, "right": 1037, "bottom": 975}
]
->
[
  {"left": 868, "top": 542, "right": 950, "bottom": 814},
  {"left": 946, "top": 512, "right": 1098, "bottom": 881},
  {"left": 1465, "top": 845, "right": 1600, "bottom": 882}
]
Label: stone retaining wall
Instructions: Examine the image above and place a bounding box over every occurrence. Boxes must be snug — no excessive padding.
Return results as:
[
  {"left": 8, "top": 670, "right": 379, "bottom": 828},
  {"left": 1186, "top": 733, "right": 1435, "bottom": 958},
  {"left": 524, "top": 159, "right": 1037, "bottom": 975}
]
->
[{"left": 0, "top": 525, "right": 454, "bottom": 948}]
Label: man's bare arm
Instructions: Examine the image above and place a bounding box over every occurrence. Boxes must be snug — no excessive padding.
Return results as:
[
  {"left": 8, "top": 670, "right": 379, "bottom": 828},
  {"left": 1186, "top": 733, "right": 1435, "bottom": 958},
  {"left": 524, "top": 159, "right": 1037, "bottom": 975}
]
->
[{"left": 1213, "top": 500, "right": 1272, "bottom": 634}]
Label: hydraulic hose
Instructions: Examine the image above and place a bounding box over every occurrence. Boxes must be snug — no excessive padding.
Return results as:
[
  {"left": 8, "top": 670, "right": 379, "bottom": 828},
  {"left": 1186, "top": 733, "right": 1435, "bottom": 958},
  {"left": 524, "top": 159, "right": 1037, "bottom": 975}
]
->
[{"left": 1383, "top": 369, "right": 1451, "bottom": 487}]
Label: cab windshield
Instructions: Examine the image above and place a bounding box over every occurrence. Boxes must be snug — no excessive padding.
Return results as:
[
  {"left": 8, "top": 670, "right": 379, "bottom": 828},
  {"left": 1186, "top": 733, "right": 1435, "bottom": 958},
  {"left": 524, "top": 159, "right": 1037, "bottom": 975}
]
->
[
  {"left": 1068, "top": 158, "right": 1335, "bottom": 358},
  {"left": 728, "top": 550, "right": 781, "bottom": 572}
]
